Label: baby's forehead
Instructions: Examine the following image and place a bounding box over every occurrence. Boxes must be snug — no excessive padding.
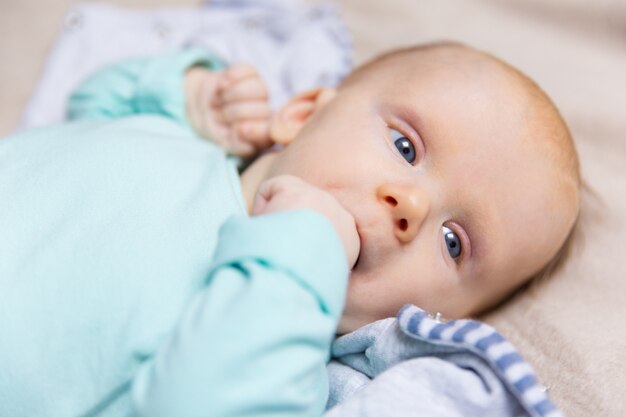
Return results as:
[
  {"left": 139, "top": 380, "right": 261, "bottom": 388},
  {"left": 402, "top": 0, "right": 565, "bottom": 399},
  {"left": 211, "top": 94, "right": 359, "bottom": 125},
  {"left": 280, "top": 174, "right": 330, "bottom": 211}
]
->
[
  {"left": 358, "top": 50, "right": 564, "bottom": 160},
  {"left": 346, "top": 46, "right": 531, "bottom": 106}
]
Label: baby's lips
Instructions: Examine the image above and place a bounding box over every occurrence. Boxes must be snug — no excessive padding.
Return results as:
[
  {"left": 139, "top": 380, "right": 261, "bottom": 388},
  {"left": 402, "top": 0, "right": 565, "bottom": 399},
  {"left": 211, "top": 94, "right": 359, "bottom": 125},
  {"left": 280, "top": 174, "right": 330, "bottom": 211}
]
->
[
  {"left": 351, "top": 251, "right": 361, "bottom": 271},
  {"left": 350, "top": 222, "right": 363, "bottom": 271}
]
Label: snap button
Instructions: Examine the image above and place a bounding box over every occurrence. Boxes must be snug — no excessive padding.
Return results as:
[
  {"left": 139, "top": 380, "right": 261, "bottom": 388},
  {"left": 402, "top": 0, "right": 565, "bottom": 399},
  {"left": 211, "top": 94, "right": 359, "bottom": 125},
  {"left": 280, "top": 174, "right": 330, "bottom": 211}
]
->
[
  {"left": 428, "top": 312, "right": 447, "bottom": 323},
  {"left": 153, "top": 21, "right": 170, "bottom": 39},
  {"left": 64, "top": 11, "right": 84, "bottom": 31}
]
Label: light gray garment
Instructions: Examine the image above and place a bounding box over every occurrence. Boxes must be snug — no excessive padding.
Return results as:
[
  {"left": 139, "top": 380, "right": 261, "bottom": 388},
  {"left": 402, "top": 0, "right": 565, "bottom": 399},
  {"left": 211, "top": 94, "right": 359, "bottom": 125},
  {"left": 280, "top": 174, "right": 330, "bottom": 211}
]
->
[
  {"left": 325, "top": 305, "right": 564, "bottom": 417},
  {"left": 18, "top": 0, "right": 352, "bottom": 132}
]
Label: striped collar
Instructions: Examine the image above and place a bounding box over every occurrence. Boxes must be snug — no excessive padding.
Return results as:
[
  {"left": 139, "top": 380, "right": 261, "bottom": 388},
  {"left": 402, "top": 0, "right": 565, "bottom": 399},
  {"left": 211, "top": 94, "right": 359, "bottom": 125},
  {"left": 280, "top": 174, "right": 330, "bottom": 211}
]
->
[{"left": 397, "top": 304, "right": 564, "bottom": 417}]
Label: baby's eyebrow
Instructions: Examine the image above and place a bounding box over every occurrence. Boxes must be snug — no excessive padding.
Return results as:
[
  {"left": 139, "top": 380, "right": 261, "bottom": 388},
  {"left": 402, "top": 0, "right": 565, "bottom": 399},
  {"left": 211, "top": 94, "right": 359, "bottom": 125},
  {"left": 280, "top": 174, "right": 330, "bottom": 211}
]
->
[
  {"left": 403, "top": 106, "right": 424, "bottom": 133},
  {"left": 395, "top": 106, "right": 427, "bottom": 141}
]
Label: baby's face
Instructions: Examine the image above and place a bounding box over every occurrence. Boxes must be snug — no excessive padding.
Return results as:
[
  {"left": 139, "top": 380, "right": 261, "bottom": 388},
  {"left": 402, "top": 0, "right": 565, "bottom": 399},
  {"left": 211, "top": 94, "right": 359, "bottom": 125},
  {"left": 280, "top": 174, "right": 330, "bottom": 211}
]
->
[{"left": 268, "top": 54, "right": 577, "bottom": 333}]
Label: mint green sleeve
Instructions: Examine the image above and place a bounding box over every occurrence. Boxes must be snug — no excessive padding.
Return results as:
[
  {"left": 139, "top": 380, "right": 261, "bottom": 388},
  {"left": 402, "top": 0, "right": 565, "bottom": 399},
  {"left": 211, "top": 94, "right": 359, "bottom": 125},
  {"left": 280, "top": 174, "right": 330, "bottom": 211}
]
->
[
  {"left": 131, "top": 210, "right": 349, "bottom": 417},
  {"left": 66, "top": 48, "right": 225, "bottom": 125},
  {"left": 132, "top": 211, "right": 349, "bottom": 417}
]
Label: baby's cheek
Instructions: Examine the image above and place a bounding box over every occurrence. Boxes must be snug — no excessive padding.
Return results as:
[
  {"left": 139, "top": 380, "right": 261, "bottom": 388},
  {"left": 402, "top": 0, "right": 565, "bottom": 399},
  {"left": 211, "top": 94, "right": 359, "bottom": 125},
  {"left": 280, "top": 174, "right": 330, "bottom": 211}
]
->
[{"left": 343, "top": 268, "right": 409, "bottom": 320}]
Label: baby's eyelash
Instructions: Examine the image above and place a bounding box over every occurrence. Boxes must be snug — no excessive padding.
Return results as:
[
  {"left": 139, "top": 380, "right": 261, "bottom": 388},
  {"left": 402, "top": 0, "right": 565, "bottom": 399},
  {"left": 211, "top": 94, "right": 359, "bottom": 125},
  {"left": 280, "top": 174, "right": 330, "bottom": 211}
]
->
[
  {"left": 389, "top": 127, "right": 418, "bottom": 165},
  {"left": 443, "top": 222, "right": 471, "bottom": 265}
]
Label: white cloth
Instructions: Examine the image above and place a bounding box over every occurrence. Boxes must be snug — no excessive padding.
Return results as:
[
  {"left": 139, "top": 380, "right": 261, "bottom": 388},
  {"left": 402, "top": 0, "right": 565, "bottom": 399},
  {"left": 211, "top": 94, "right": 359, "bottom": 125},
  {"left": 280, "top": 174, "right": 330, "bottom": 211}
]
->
[{"left": 18, "top": 0, "right": 352, "bottom": 131}]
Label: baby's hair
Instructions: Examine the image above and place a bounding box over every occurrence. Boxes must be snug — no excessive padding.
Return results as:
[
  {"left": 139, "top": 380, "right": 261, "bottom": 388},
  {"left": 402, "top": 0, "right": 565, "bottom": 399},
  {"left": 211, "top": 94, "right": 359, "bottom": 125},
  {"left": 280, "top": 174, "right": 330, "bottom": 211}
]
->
[{"left": 342, "top": 41, "right": 582, "bottom": 310}]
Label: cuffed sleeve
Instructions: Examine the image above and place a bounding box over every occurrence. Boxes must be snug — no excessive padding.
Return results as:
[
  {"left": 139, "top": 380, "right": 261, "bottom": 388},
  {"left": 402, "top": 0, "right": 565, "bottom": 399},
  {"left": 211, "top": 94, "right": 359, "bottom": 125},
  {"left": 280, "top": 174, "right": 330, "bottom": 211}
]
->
[
  {"left": 131, "top": 210, "right": 349, "bottom": 417},
  {"left": 67, "top": 48, "right": 225, "bottom": 125},
  {"left": 211, "top": 210, "right": 349, "bottom": 319}
]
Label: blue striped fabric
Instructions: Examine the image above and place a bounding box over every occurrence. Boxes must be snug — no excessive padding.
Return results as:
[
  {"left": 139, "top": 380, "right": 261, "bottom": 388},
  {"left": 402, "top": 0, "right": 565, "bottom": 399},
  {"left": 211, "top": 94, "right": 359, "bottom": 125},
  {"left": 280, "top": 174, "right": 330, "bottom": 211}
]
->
[{"left": 397, "top": 304, "right": 564, "bottom": 417}]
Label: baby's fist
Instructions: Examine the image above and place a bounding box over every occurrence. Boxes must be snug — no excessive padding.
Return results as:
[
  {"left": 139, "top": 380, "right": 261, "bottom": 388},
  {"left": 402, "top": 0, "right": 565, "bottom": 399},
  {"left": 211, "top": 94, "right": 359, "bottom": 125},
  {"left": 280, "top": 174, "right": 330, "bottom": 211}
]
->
[
  {"left": 253, "top": 175, "right": 361, "bottom": 269},
  {"left": 185, "top": 64, "right": 273, "bottom": 158}
]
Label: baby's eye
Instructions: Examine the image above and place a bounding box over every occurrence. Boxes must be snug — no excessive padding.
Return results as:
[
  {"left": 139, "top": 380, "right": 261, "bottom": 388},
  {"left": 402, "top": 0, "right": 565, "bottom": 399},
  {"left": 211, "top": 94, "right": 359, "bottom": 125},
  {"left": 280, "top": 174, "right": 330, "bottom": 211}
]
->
[
  {"left": 442, "top": 226, "right": 462, "bottom": 259},
  {"left": 390, "top": 128, "right": 416, "bottom": 164}
]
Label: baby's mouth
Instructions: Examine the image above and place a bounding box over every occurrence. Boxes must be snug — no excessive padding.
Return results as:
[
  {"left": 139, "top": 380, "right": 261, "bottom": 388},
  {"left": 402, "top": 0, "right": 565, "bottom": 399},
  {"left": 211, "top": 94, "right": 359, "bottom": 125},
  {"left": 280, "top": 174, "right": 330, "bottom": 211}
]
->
[
  {"left": 352, "top": 251, "right": 361, "bottom": 271},
  {"left": 351, "top": 221, "right": 363, "bottom": 271}
]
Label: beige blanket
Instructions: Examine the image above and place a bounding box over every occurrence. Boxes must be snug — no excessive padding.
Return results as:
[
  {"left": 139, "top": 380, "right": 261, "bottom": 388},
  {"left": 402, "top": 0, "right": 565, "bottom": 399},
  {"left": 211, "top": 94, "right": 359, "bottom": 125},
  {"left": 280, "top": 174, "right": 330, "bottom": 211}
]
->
[{"left": 1, "top": 0, "right": 624, "bottom": 416}]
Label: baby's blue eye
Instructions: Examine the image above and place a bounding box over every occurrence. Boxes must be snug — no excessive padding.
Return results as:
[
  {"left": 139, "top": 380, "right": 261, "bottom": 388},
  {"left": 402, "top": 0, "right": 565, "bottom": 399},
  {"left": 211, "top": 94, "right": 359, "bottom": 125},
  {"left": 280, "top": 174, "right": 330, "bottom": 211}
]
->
[
  {"left": 390, "top": 128, "right": 416, "bottom": 164},
  {"left": 442, "top": 226, "right": 462, "bottom": 259}
]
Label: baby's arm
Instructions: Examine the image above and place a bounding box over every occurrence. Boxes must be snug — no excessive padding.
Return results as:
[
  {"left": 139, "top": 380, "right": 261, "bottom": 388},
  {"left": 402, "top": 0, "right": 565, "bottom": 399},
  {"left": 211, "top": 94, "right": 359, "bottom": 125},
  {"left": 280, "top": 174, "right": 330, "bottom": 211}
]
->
[
  {"left": 67, "top": 49, "right": 273, "bottom": 159},
  {"left": 131, "top": 176, "right": 359, "bottom": 417},
  {"left": 66, "top": 49, "right": 224, "bottom": 125}
]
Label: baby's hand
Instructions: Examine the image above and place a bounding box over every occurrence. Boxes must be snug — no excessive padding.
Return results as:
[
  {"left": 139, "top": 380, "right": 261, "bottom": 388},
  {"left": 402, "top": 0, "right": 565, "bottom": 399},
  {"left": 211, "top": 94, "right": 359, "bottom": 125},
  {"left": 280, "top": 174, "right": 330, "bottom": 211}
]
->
[
  {"left": 185, "top": 64, "right": 273, "bottom": 158},
  {"left": 253, "top": 175, "right": 360, "bottom": 269}
]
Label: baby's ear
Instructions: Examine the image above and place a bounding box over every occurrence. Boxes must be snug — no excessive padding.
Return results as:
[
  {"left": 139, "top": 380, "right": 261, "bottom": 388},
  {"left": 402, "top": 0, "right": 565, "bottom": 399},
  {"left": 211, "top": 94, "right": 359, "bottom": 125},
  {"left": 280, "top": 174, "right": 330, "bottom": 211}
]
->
[{"left": 269, "top": 87, "right": 337, "bottom": 145}]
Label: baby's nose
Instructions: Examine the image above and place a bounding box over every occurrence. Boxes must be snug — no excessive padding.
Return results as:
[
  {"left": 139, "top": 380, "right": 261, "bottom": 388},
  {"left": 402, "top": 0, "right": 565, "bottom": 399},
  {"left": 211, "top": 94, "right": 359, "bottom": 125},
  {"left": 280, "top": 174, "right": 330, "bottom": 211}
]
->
[{"left": 377, "top": 183, "right": 430, "bottom": 244}]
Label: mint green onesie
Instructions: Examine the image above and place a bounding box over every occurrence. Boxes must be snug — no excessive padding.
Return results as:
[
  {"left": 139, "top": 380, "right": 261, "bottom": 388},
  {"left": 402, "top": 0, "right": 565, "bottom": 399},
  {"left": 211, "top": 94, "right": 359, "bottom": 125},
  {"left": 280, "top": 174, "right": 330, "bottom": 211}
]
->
[{"left": 0, "top": 49, "right": 348, "bottom": 417}]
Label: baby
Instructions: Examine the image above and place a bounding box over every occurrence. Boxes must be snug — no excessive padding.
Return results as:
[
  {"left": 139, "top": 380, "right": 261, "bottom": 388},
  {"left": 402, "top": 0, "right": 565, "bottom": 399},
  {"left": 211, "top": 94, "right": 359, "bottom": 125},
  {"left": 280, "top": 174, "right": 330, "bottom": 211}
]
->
[
  {"left": 187, "top": 41, "right": 580, "bottom": 332},
  {"left": 0, "top": 42, "right": 579, "bottom": 416}
]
